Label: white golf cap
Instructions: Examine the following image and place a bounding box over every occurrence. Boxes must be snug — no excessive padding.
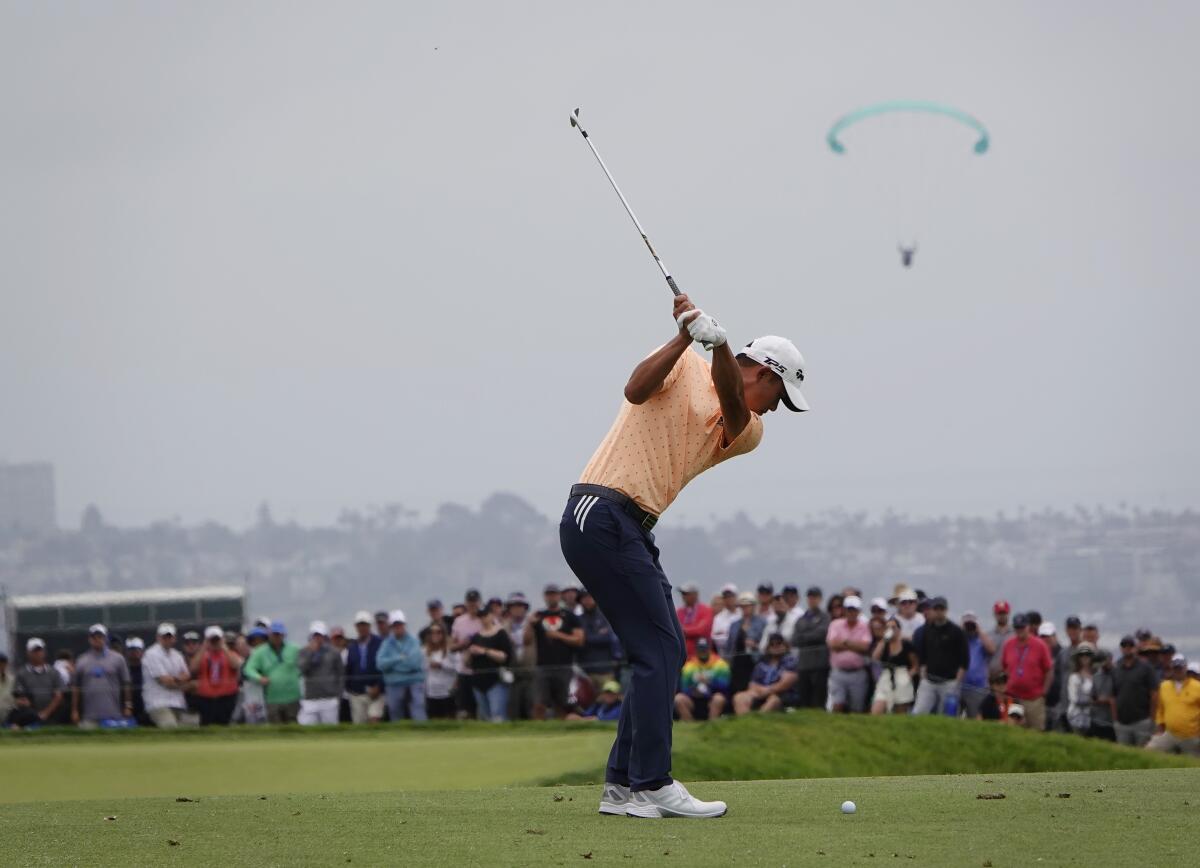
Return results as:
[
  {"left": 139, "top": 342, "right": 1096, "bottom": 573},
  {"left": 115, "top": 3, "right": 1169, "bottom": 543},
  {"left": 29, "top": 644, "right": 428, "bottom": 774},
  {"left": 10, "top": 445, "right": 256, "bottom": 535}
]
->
[
  {"left": 354, "top": 610, "right": 373, "bottom": 625},
  {"left": 125, "top": 636, "right": 145, "bottom": 650},
  {"left": 1188, "top": 662, "right": 1200, "bottom": 676},
  {"left": 204, "top": 626, "right": 223, "bottom": 640},
  {"left": 157, "top": 622, "right": 176, "bottom": 637},
  {"left": 737, "top": 336, "right": 808, "bottom": 412},
  {"left": 720, "top": 583, "right": 738, "bottom": 596},
  {"left": 88, "top": 623, "right": 108, "bottom": 637},
  {"left": 1170, "top": 653, "right": 1186, "bottom": 667},
  {"left": 1038, "top": 623, "right": 1056, "bottom": 637},
  {"left": 389, "top": 609, "right": 406, "bottom": 625},
  {"left": 843, "top": 595, "right": 863, "bottom": 610},
  {"left": 309, "top": 620, "right": 329, "bottom": 637},
  {"left": 26, "top": 637, "right": 45, "bottom": 653},
  {"left": 1008, "top": 703, "right": 1025, "bottom": 718},
  {"left": 870, "top": 597, "right": 889, "bottom": 611}
]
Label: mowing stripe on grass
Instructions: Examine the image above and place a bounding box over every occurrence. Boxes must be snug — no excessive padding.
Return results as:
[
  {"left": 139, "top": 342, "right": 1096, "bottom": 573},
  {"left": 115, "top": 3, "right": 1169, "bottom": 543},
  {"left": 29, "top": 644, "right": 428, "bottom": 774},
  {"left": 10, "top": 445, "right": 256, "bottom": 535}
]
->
[{"left": 1, "top": 731, "right": 612, "bottom": 803}]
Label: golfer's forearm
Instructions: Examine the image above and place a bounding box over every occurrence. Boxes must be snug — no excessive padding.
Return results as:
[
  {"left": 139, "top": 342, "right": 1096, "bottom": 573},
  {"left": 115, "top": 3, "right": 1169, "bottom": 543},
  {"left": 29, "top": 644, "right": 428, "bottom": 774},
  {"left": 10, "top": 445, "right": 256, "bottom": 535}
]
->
[
  {"left": 710, "top": 343, "right": 749, "bottom": 439},
  {"left": 624, "top": 333, "right": 691, "bottom": 404}
]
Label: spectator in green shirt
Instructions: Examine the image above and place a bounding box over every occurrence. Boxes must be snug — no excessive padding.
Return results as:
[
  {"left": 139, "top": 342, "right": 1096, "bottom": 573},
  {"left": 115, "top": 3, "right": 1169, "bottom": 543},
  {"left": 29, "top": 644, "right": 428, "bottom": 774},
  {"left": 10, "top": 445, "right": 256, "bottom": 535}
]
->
[{"left": 243, "top": 621, "right": 301, "bottom": 724}]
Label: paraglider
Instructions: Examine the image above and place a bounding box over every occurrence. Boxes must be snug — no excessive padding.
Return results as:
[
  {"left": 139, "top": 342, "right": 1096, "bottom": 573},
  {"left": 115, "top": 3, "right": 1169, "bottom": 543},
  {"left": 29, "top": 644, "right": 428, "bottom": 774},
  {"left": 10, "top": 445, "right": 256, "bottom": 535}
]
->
[{"left": 827, "top": 101, "right": 989, "bottom": 267}]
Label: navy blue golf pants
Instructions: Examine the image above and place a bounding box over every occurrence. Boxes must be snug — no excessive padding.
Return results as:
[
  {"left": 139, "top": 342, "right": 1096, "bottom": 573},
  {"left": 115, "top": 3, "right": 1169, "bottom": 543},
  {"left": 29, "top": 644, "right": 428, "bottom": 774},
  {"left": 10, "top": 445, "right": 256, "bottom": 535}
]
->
[{"left": 559, "top": 493, "right": 686, "bottom": 791}]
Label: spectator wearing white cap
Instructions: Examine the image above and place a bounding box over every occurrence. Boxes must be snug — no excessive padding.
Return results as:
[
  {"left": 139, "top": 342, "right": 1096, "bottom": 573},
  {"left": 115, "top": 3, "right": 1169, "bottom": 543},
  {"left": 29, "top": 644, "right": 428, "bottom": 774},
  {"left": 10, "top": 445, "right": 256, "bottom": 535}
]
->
[
  {"left": 676, "top": 582, "right": 714, "bottom": 658},
  {"left": 72, "top": 624, "right": 133, "bottom": 726},
  {"left": 377, "top": 610, "right": 428, "bottom": 720},
  {"left": 710, "top": 584, "right": 740, "bottom": 653},
  {"left": 1146, "top": 654, "right": 1200, "bottom": 756},
  {"left": 141, "top": 622, "right": 193, "bottom": 728},
  {"left": 13, "top": 638, "right": 64, "bottom": 726},
  {"left": 893, "top": 588, "right": 925, "bottom": 641},
  {"left": 123, "top": 637, "right": 150, "bottom": 726},
  {"left": 826, "top": 596, "right": 872, "bottom": 713},
  {"left": 297, "top": 621, "right": 345, "bottom": 725},
  {"left": 190, "top": 626, "right": 244, "bottom": 726},
  {"left": 345, "top": 610, "right": 385, "bottom": 724}
]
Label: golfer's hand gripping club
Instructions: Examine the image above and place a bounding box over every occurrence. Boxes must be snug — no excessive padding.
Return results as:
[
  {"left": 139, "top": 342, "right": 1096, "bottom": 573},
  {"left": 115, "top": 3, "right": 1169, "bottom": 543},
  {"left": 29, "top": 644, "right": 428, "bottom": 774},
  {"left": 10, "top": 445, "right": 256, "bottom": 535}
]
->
[{"left": 673, "top": 294, "right": 727, "bottom": 351}]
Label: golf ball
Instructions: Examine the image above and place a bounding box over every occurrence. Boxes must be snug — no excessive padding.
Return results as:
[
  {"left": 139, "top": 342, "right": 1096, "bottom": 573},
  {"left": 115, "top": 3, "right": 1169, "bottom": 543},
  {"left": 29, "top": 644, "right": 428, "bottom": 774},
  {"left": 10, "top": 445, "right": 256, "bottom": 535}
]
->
[{"left": 841, "top": 800, "right": 857, "bottom": 814}]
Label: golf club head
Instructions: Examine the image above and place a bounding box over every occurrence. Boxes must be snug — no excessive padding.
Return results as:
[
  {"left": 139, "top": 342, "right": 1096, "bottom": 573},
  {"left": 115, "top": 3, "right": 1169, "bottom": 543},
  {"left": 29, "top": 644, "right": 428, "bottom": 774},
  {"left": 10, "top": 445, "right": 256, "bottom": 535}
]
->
[{"left": 570, "top": 107, "right": 582, "bottom": 129}]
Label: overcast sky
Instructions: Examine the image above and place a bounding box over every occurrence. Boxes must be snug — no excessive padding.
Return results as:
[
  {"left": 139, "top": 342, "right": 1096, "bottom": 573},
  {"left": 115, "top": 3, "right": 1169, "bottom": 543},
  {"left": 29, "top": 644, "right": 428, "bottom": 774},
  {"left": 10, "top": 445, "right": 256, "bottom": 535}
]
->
[{"left": 2, "top": 2, "right": 1198, "bottom": 528}]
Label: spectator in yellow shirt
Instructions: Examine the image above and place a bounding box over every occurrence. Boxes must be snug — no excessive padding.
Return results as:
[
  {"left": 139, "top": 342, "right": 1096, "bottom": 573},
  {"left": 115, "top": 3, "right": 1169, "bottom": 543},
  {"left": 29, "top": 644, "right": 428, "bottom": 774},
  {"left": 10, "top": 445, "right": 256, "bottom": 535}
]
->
[{"left": 1146, "top": 654, "right": 1200, "bottom": 756}]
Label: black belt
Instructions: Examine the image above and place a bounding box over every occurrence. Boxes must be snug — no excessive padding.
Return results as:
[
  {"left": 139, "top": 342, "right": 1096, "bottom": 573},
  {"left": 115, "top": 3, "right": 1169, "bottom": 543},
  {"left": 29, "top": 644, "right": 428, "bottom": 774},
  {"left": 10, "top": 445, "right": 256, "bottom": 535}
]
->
[{"left": 570, "top": 484, "right": 659, "bottom": 531}]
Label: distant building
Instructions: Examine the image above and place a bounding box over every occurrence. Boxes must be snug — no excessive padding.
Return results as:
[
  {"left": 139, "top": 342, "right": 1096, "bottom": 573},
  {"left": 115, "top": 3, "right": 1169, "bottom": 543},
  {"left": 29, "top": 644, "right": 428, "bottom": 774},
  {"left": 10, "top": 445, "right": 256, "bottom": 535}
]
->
[
  {"left": 0, "top": 462, "right": 56, "bottom": 532},
  {"left": 3, "top": 585, "right": 246, "bottom": 659}
]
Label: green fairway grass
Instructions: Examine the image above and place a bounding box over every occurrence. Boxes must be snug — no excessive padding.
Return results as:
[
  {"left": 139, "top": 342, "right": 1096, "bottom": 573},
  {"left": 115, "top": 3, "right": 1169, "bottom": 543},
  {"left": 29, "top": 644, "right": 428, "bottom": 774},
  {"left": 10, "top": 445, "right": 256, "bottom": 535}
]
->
[
  {"left": 0, "top": 727, "right": 614, "bottom": 803},
  {"left": 2, "top": 769, "right": 1195, "bottom": 866},
  {"left": 3, "top": 714, "right": 1192, "bottom": 804}
]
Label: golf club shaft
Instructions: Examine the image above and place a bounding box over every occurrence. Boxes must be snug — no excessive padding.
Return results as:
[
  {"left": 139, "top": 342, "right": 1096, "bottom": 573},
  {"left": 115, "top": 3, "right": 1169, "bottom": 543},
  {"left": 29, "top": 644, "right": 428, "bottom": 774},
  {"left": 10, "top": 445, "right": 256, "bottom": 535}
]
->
[{"left": 570, "top": 112, "right": 681, "bottom": 296}]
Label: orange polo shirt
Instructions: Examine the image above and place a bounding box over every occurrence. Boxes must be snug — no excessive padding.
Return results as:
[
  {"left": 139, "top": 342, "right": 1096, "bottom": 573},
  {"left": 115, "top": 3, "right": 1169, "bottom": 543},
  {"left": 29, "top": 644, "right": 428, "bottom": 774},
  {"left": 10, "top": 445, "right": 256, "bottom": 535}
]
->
[{"left": 579, "top": 347, "right": 764, "bottom": 515}]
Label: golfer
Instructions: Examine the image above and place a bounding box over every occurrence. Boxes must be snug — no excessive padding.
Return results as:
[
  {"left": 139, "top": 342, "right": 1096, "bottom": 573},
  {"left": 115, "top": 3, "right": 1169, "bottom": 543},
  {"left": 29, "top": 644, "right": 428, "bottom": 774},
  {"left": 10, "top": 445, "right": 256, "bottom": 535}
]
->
[{"left": 560, "top": 293, "right": 807, "bottom": 819}]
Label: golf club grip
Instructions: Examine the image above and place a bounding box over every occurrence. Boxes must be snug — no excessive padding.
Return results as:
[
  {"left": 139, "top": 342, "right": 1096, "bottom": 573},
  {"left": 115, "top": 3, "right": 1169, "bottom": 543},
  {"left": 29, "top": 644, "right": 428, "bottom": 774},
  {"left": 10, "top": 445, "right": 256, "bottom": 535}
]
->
[{"left": 665, "top": 276, "right": 682, "bottom": 296}]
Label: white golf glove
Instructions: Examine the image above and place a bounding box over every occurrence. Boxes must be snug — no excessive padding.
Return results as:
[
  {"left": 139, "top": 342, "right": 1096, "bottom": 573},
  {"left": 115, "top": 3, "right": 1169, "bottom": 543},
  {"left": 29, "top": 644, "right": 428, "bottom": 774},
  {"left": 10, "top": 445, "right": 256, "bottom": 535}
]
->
[{"left": 676, "top": 309, "right": 727, "bottom": 350}]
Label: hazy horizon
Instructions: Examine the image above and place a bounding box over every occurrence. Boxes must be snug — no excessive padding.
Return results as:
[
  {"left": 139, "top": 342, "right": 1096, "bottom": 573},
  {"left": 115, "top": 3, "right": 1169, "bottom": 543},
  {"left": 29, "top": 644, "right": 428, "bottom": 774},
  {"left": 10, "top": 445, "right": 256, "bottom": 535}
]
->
[{"left": 3, "top": 2, "right": 1198, "bottom": 529}]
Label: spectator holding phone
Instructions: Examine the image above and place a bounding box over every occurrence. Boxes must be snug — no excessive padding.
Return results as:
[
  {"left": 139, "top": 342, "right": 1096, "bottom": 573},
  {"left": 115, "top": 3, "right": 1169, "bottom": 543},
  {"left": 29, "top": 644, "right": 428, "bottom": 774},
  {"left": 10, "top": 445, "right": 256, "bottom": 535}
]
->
[
  {"left": 190, "top": 626, "right": 243, "bottom": 725},
  {"left": 870, "top": 617, "right": 917, "bottom": 715}
]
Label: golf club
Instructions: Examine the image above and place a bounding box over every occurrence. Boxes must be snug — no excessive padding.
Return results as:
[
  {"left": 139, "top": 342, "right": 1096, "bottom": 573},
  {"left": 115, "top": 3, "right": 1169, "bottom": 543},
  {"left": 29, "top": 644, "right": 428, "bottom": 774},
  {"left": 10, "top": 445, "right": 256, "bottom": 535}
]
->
[{"left": 569, "top": 108, "right": 682, "bottom": 297}]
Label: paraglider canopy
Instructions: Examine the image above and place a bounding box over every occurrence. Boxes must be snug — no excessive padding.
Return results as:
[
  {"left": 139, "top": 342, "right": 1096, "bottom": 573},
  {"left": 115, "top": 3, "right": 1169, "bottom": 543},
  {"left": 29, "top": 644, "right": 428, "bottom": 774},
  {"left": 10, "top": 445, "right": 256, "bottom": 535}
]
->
[
  {"left": 826, "top": 100, "right": 989, "bottom": 267},
  {"left": 827, "top": 100, "right": 990, "bottom": 156}
]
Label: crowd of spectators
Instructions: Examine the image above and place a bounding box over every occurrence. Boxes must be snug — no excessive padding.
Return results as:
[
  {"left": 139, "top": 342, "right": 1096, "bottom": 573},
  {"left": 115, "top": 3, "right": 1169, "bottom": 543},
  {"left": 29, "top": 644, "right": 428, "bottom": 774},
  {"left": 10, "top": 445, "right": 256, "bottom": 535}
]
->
[{"left": 1, "top": 580, "right": 1197, "bottom": 756}]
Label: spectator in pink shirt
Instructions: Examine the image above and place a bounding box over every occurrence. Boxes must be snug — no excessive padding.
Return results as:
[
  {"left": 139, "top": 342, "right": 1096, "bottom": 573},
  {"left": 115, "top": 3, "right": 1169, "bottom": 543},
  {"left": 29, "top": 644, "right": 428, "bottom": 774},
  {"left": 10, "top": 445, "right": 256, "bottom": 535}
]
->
[
  {"left": 826, "top": 596, "right": 872, "bottom": 713},
  {"left": 676, "top": 583, "right": 714, "bottom": 658}
]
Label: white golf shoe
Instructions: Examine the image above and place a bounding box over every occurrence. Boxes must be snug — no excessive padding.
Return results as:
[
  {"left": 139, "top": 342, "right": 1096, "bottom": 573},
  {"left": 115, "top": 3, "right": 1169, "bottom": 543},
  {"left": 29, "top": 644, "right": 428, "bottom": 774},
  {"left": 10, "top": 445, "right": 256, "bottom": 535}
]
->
[
  {"left": 625, "top": 781, "right": 727, "bottom": 819},
  {"left": 598, "top": 783, "right": 632, "bottom": 815}
]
